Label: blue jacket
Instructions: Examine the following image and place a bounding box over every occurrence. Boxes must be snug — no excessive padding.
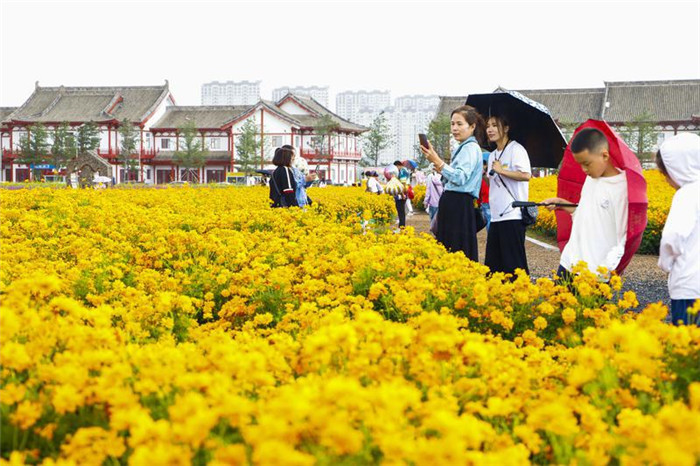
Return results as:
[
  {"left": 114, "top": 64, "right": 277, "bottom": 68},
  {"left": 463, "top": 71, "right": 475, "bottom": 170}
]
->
[{"left": 441, "top": 136, "right": 482, "bottom": 198}]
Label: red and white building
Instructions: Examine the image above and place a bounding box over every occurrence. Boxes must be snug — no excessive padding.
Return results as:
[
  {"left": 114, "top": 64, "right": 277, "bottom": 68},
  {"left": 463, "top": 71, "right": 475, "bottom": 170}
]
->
[
  {"left": 1, "top": 84, "right": 366, "bottom": 184},
  {"left": 1, "top": 81, "right": 175, "bottom": 183}
]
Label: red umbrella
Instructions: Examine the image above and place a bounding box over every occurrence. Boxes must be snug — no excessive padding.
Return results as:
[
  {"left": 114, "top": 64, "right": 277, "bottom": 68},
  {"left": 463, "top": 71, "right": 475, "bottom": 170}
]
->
[{"left": 555, "top": 119, "right": 648, "bottom": 274}]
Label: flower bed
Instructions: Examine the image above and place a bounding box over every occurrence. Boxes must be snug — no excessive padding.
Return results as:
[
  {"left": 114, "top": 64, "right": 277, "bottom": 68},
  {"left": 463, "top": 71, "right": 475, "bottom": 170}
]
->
[{"left": 1, "top": 186, "right": 698, "bottom": 465}]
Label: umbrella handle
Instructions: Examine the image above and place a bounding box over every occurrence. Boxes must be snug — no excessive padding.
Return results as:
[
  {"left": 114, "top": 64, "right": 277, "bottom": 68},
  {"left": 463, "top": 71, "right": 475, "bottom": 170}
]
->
[{"left": 512, "top": 201, "right": 578, "bottom": 208}]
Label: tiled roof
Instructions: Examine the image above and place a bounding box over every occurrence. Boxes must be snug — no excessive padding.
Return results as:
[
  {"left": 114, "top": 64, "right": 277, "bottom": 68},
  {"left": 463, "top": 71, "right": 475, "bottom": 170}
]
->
[
  {"left": 436, "top": 80, "right": 700, "bottom": 125},
  {"left": 509, "top": 88, "right": 605, "bottom": 124},
  {"left": 7, "top": 83, "right": 171, "bottom": 124},
  {"left": 283, "top": 94, "right": 367, "bottom": 132},
  {"left": 435, "top": 96, "right": 466, "bottom": 119},
  {"left": 602, "top": 80, "right": 700, "bottom": 123},
  {"left": 151, "top": 106, "right": 250, "bottom": 129},
  {"left": 0, "top": 107, "right": 17, "bottom": 126}
]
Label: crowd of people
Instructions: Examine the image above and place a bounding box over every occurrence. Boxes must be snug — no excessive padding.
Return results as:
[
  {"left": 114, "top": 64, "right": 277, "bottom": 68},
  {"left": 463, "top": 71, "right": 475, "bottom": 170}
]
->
[{"left": 269, "top": 105, "right": 699, "bottom": 326}]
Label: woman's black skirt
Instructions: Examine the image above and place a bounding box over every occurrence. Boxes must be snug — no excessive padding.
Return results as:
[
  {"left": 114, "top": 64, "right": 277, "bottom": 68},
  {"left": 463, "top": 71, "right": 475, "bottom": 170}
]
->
[{"left": 436, "top": 191, "right": 478, "bottom": 261}]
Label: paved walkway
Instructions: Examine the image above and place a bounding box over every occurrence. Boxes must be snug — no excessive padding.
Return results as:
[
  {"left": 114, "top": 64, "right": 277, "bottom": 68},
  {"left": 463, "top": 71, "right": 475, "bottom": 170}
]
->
[{"left": 405, "top": 211, "right": 668, "bottom": 309}]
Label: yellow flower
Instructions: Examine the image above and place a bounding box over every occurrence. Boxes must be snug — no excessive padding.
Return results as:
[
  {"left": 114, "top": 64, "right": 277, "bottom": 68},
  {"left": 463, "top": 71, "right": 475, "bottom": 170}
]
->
[{"left": 562, "top": 307, "right": 576, "bottom": 324}]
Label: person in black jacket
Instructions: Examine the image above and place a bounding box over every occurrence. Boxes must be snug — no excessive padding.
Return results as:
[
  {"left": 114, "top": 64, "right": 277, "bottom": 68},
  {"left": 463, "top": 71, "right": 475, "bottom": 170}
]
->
[{"left": 269, "top": 146, "right": 299, "bottom": 208}]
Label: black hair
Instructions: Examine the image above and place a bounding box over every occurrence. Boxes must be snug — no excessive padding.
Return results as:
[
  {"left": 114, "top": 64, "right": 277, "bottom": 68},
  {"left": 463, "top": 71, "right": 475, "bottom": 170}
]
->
[
  {"left": 273, "top": 145, "right": 295, "bottom": 167},
  {"left": 451, "top": 105, "right": 486, "bottom": 147},
  {"left": 393, "top": 160, "right": 403, "bottom": 166},
  {"left": 570, "top": 128, "right": 609, "bottom": 154},
  {"left": 655, "top": 150, "right": 669, "bottom": 177}
]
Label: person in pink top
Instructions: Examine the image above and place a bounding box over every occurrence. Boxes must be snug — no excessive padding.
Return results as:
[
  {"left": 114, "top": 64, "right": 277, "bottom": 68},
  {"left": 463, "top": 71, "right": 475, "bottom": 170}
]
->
[{"left": 424, "top": 163, "right": 443, "bottom": 220}]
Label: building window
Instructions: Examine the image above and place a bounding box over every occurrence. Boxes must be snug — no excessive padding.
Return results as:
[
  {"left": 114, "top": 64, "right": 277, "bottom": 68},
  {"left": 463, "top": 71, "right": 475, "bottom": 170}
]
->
[
  {"left": 161, "top": 138, "right": 170, "bottom": 149},
  {"left": 210, "top": 138, "right": 220, "bottom": 149}
]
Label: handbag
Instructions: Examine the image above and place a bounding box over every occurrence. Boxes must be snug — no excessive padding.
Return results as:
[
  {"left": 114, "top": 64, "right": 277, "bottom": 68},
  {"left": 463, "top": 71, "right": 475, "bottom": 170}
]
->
[
  {"left": 270, "top": 168, "right": 291, "bottom": 208},
  {"left": 493, "top": 142, "right": 537, "bottom": 227},
  {"left": 497, "top": 172, "right": 538, "bottom": 226},
  {"left": 407, "top": 185, "right": 415, "bottom": 200}
]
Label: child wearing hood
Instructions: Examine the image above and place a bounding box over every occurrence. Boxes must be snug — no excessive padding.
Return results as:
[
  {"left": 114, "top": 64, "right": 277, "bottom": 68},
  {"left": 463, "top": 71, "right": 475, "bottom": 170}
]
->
[{"left": 656, "top": 133, "right": 700, "bottom": 326}]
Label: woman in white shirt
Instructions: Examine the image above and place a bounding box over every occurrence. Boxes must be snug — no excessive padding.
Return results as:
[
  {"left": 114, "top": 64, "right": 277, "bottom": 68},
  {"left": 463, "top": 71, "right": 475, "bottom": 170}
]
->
[{"left": 485, "top": 115, "right": 532, "bottom": 275}]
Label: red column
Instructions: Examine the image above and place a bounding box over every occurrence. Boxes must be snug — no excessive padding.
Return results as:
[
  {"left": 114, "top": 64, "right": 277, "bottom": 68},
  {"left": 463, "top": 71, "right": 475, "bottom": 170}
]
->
[
  {"left": 260, "top": 109, "right": 265, "bottom": 169},
  {"left": 108, "top": 126, "right": 112, "bottom": 155},
  {"left": 229, "top": 132, "right": 234, "bottom": 172},
  {"left": 9, "top": 126, "right": 13, "bottom": 154},
  {"left": 140, "top": 126, "right": 144, "bottom": 182}
]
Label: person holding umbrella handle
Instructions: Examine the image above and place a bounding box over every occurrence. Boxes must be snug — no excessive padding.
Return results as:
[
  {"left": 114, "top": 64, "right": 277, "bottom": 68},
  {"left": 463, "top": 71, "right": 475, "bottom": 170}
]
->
[{"left": 484, "top": 114, "right": 533, "bottom": 276}]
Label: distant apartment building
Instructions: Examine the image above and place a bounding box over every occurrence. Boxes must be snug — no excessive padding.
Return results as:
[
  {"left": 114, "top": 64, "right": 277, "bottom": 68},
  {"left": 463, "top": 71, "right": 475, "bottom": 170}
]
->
[
  {"left": 390, "top": 95, "right": 440, "bottom": 161},
  {"left": 336, "top": 90, "right": 391, "bottom": 123},
  {"left": 201, "top": 80, "right": 261, "bottom": 105},
  {"left": 272, "top": 86, "right": 329, "bottom": 107}
]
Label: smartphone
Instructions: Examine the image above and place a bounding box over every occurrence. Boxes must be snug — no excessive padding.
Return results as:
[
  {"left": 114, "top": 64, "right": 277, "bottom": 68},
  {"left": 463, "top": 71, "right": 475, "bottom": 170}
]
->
[{"left": 418, "top": 133, "right": 429, "bottom": 149}]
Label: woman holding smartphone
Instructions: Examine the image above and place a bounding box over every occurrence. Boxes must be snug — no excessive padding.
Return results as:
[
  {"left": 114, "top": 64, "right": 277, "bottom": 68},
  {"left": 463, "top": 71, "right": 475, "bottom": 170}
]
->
[{"left": 420, "top": 105, "right": 485, "bottom": 261}]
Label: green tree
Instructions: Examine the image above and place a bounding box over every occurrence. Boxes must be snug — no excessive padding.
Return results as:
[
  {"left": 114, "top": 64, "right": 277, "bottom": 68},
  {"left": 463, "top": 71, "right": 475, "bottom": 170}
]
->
[
  {"left": 236, "top": 119, "right": 261, "bottom": 174},
  {"left": 118, "top": 119, "right": 139, "bottom": 182},
  {"left": 76, "top": 122, "right": 100, "bottom": 154},
  {"left": 174, "top": 119, "right": 208, "bottom": 182},
  {"left": 50, "top": 123, "right": 78, "bottom": 172},
  {"left": 310, "top": 114, "right": 340, "bottom": 156},
  {"left": 360, "top": 112, "right": 392, "bottom": 167},
  {"left": 413, "top": 143, "right": 429, "bottom": 170},
  {"left": 621, "top": 111, "right": 658, "bottom": 163},
  {"left": 556, "top": 119, "right": 579, "bottom": 144},
  {"left": 426, "top": 114, "right": 451, "bottom": 163},
  {"left": 18, "top": 123, "right": 50, "bottom": 181}
]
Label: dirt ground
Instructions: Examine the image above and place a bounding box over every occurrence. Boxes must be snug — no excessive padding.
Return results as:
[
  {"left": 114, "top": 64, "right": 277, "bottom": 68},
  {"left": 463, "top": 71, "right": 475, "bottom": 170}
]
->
[{"left": 405, "top": 210, "right": 668, "bottom": 309}]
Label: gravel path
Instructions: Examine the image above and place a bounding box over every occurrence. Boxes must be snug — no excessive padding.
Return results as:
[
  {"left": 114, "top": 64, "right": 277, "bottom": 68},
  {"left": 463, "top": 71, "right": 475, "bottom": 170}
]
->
[{"left": 406, "top": 211, "right": 668, "bottom": 309}]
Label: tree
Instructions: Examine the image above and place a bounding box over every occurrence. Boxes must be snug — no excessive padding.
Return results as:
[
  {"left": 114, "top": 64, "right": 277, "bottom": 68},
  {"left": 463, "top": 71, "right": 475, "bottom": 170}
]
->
[
  {"left": 236, "top": 119, "right": 261, "bottom": 174},
  {"left": 360, "top": 112, "right": 392, "bottom": 167},
  {"left": 174, "top": 119, "right": 208, "bottom": 182},
  {"left": 50, "top": 122, "right": 77, "bottom": 174},
  {"left": 76, "top": 122, "right": 100, "bottom": 155},
  {"left": 118, "top": 119, "right": 139, "bottom": 182},
  {"left": 18, "top": 123, "right": 49, "bottom": 181},
  {"left": 621, "top": 111, "right": 658, "bottom": 163},
  {"left": 556, "top": 119, "right": 579, "bottom": 144},
  {"left": 310, "top": 114, "right": 340, "bottom": 156},
  {"left": 413, "top": 143, "right": 429, "bottom": 170},
  {"left": 426, "top": 114, "right": 451, "bottom": 163}
]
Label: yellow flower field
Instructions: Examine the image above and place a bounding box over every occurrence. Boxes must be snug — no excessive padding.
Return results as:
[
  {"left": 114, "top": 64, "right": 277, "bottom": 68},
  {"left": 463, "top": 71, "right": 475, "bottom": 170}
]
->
[{"left": 1, "top": 186, "right": 698, "bottom": 466}]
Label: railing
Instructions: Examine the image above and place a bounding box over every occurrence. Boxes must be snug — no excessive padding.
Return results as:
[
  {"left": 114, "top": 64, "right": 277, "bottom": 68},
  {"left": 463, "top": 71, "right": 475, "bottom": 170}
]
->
[{"left": 300, "top": 148, "right": 362, "bottom": 160}]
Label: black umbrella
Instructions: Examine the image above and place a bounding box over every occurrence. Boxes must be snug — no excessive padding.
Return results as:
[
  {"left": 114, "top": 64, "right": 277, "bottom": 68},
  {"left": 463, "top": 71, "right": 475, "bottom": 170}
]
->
[
  {"left": 255, "top": 169, "right": 273, "bottom": 176},
  {"left": 465, "top": 90, "right": 567, "bottom": 168}
]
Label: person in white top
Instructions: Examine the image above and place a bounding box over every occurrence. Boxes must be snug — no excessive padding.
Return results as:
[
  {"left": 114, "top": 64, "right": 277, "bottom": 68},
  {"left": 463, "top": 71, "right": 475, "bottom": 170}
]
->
[
  {"left": 655, "top": 133, "right": 700, "bottom": 326},
  {"left": 543, "top": 128, "right": 628, "bottom": 280},
  {"left": 365, "top": 171, "right": 383, "bottom": 195},
  {"left": 485, "top": 115, "right": 532, "bottom": 275}
]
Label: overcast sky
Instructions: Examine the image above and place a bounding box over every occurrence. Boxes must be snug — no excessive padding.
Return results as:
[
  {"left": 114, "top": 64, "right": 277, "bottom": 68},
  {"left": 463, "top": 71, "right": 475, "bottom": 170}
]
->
[{"left": 1, "top": 0, "right": 698, "bottom": 108}]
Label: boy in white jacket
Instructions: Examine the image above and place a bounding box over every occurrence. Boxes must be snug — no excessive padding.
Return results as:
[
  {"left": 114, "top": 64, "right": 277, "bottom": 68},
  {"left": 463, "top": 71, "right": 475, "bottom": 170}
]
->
[{"left": 656, "top": 133, "right": 700, "bottom": 326}]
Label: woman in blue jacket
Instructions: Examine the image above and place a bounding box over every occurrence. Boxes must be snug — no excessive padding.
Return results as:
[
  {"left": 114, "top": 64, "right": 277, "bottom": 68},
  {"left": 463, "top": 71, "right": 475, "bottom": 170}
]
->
[{"left": 420, "top": 105, "right": 485, "bottom": 261}]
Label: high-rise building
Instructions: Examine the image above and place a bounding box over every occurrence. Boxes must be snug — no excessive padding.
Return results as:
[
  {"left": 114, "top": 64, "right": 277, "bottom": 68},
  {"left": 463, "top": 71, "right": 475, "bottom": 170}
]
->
[
  {"left": 201, "top": 80, "right": 261, "bottom": 105},
  {"left": 272, "top": 86, "right": 329, "bottom": 107},
  {"left": 336, "top": 90, "right": 391, "bottom": 123},
  {"left": 391, "top": 95, "right": 440, "bottom": 160}
]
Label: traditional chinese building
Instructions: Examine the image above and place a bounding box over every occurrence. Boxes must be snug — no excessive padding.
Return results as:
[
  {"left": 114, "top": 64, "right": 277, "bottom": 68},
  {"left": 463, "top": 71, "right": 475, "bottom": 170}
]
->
[
  {"left": 1, "top": 81, "right": 175, "bottom": 182},
  {"left": 148, "top": 92, "right": 366, "bottom": 184},
  {"left": 1, "top": 84, "right": 366, "bottom": 184}
]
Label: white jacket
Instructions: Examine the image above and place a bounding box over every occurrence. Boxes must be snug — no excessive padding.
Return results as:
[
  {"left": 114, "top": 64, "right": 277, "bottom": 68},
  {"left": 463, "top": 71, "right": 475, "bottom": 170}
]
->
[{"left": 658, "top": 133, "right": 700, "bottom": 300}]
